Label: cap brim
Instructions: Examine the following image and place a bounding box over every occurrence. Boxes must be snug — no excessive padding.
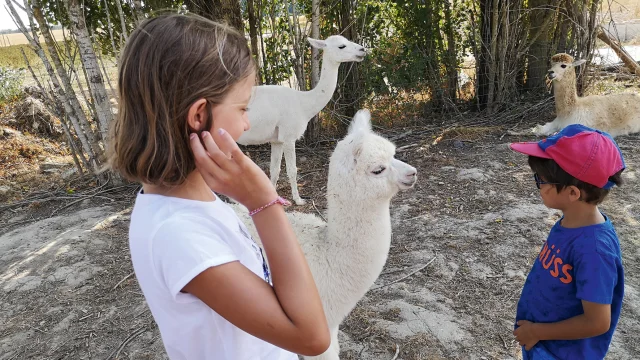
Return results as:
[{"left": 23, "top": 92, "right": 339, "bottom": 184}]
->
[{"left": 509, "top": 142, "right": 552, "bottom": 159}]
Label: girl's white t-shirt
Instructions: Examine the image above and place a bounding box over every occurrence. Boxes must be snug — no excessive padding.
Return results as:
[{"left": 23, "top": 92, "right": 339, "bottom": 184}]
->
[{"left": 129, "top": 191, "right": 298, "bottom": 360}]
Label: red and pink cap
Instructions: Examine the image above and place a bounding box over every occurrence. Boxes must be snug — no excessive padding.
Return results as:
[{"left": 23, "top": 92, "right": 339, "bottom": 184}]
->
[{"left": 510, "top": 124, "right": 625, "bottom": 189}]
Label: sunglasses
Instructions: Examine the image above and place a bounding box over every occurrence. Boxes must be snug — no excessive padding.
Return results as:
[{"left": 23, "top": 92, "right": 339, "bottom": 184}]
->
[{"left": 533, "top": 173, "right": 559, "bottom": 189}]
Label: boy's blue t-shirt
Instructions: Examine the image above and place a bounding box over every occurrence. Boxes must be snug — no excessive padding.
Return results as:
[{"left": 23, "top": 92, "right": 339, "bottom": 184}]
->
[{"left": 515, "top": 215, "right": 625, "bottom": 360}]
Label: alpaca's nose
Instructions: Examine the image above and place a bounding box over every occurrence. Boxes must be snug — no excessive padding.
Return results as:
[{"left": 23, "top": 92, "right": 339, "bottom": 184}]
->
[
  {"left": 547, "top": 70, "right": 554, "bottom": 76},
  {"left": 406, "top": 170, "right": 417, "bottom": 179},
  {"left": 359, "top": 47, "right": 365, "bottom": 52}
]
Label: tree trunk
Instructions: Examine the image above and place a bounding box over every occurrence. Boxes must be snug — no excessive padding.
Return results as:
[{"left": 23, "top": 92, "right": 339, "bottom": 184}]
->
[
  {"left": 114, "top": 0, "right": 128, "bottom": 44},
  {"left": 65, "top": 0, "right": 113, "bottom": 144},
  {"left": 184, "top": 0, "right": 244, "bottom": 35},
  {"left": 7, "top": 0, "right": 96, "bottom": 170},
  {"left": 21, "top": 47, "right": 87, "bottom": 173},
  {"left": 286, "top": 0, "right": 305, "bottom": 90},
  {"left": 132, "top": 0, "right": 144, "bottom": 25},
  {"left": 336, "top": 0, "right": 360, "bottom": 134},
  {"left": 32, "top": 0, "right": 102, "bottom": 160},
  {"left": 477, "top": 0, "right": 497, "bottom": 110},
  {"left": 597, "top": 28, "right": 640, "bottom": 75},
  {"left": 305, "top": 0, "right": 321, "bottom": 143},
  {"left": 101, "top": 0, "right": 118, "bottom": 57},
  {"left": 443, "top": 0, "right": 457, "bottom": 102},
  {"left": 526, "top": 0, "right": 554, "bottom": 90},
  {"left": 246, "top": 0, "right": 261, "bottom": 83}
]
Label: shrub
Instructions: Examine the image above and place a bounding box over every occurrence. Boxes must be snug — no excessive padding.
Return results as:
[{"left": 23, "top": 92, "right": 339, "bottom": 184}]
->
[{"left": 0, "top": 66, "right": 24, "bottom": 104}]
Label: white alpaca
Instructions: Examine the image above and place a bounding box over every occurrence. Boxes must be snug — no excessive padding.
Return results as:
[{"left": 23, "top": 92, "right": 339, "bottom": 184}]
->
[
  {"left": 532, "top": 53, "right": 640, "bottom": 137},
  {"left": 231, "top": 109, "right": 417, "bottom": 360},
  {"left": 238, "top": 35, "right": 366, "bottom": 205}
]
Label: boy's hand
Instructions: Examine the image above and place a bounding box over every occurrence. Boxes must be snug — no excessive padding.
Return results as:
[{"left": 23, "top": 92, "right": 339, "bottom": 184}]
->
[{"left": 514, "top": 320, "right": 539, "bottom": 350}]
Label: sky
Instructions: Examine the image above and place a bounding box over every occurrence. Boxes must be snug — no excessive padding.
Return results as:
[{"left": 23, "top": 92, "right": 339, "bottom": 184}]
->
[{"left": 0, "top": 5, "right": 29, "bottom": 31}]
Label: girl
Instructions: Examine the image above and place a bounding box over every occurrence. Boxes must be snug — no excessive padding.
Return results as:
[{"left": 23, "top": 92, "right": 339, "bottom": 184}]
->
[{"left": 109, "top": 13, "right": 330, "bottom": 359}]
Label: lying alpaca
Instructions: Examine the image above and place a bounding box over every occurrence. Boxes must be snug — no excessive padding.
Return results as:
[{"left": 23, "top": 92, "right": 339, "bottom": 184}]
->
[
  {"left": 231, "top": 109, "right": 417, "bottom": 359},
  {"left": 238, "top": 35, "right": 366, "bottom": 205},
  {"left": 532, "top": 53, "right": 640, "bottom": 137}
]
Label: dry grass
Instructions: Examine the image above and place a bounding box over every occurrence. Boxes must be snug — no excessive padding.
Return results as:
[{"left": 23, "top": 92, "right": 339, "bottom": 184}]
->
[{"left": 0, "top": 29, "right": 65, "bottom": 47}]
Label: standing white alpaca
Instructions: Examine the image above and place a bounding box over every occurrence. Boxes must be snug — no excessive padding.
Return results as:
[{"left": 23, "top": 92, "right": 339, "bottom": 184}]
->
[
  {"left": 238, "top": 35, "right": 366, "bottom": 205},
  {"left": 532, "top": 53, "right": 640, "bottom": 137},
  {"left": 231, "top": 109, "right": 417, "bottom": 360}
]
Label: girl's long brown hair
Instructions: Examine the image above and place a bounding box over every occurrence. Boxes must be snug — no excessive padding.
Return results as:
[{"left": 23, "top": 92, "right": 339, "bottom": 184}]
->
[{"left": 108, "top": 13, "right": 254, "bottom": 186}]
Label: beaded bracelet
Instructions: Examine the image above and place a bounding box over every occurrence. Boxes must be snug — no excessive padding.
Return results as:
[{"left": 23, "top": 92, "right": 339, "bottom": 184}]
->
[{"left": 248, "top": 196, "right": 292, "bottom": 216}]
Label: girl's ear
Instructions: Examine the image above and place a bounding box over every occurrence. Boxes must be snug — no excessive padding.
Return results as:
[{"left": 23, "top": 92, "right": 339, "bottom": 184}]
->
[{"left": 187, "top": 99, "right": 209, "bottom": 132}]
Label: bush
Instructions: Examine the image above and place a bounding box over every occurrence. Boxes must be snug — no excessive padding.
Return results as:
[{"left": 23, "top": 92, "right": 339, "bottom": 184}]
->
[{"left": 0, "top": 66, "right": 24, "bottom": 104}]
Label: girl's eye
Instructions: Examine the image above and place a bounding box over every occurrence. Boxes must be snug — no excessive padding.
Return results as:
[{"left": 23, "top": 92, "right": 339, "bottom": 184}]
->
[
  {"left": 561, "top": 64, "right": 567, "bottom": 68},
  {"left": 372, "top": 167, "right": 386, "bottom": 175},
  {"left": 338, "top": 45, "right": 346, "bottom": 49},
  {"left": 243, "top": 108, "right": 250, "bottom": 112}
]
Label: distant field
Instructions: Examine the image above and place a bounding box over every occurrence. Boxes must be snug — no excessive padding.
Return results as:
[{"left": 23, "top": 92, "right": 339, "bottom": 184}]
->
[
  {"left": 0, "top": 29, "right": 65, "bottom": 47},
  {"left": 602, "top": 0, "right": 640, "bottom": 21}
]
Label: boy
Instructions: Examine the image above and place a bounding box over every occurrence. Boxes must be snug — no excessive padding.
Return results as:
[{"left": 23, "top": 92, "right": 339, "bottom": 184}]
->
[{"left": 510, "top": 124, "right": 626, "bottom": 360}]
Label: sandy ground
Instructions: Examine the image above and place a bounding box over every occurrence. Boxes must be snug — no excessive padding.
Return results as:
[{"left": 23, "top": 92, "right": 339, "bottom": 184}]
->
[{"left": 0, "top": 121, "right": 638, "bottom": 360}]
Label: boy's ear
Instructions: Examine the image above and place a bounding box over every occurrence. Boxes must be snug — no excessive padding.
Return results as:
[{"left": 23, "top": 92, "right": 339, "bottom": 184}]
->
[
  {"left": 187, "top": 98, "right": 208, "bottom": 132},
  {"left": 566, "top": 185, "right": 582, "bottom": 202}
]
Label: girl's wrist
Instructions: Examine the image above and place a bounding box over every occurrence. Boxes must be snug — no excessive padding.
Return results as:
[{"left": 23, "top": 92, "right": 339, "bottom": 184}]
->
[{"left": 249, "top": 196, "right": 291, "bottom": 216}]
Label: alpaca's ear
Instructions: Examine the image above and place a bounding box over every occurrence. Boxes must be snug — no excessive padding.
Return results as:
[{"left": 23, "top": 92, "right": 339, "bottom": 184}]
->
[
  {"left": 307, "top": 37, "right": 327, "bottom": 49},
  {"left": 348, "top": 109, "right": 372, "bottom": 136},
  {"left": 572, "top": 59, "right": 586, "bottom": 67},
  {"left": 352, "top": 140, "right": 364, "bottom": 160}
]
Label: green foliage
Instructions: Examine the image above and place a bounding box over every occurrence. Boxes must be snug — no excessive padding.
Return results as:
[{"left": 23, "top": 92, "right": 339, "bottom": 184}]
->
[
  {"left": 0, "top": 66, "right": 25, "bottom": 104},
  {"left": 259, "top": 1, "right": 296, "bottom": 85}
]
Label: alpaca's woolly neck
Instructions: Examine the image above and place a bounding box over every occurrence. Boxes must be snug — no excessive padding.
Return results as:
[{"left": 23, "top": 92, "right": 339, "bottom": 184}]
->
[
  {"left": 554, "top": 71, "right": 578, "bottom": 118},
  {"left": 300, "top": 52, "right": 341, "bottom": 118},
  {"left": 323, "top": 194, "right": 393, "bottom": 298}
]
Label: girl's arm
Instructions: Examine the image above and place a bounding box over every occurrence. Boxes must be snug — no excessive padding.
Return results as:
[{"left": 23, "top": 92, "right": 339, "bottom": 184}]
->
[{"left": 184, "top": 130, "right": 330, "bottom": 356}]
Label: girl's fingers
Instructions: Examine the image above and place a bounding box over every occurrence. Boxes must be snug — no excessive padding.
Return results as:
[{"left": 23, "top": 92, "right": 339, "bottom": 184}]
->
[
  {"left": 190, "top": 132, "right": 211, "bottom": 165},
  {"left": 212, "top": 128, "right": 244, "bottom": 162},
  {"left": 201, "top": 131, "right": 234, "bottom": 168}
]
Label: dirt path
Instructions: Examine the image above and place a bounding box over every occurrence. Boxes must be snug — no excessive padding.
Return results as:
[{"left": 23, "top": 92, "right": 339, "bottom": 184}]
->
[{"left": 1, "top": 129, "right": 638, "bottom": 360}]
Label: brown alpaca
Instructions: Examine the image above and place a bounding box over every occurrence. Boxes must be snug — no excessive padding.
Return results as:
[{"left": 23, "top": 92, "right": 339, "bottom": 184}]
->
[{"left": 531, "top": 53, "right": 640, "bottom": 137}]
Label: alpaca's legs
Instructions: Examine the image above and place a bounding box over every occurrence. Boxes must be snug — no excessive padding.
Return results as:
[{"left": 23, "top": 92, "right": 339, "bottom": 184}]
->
[
  {"left": 283, "top": 141, "right": 306, "bottom": 205},
  {"left": 303, "top": 328, "right": 340, "bottom": 360},
  {"left": 532, "top": 120, "right": 558, "bottom": 136},
  {"left": 270, "top": 142, "right": 284, "bottom": 186}
]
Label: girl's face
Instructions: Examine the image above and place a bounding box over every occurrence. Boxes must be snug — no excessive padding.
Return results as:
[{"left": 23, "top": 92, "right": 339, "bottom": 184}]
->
[{"left": 210, "top": 73, "right": 255, "bottom": 141}]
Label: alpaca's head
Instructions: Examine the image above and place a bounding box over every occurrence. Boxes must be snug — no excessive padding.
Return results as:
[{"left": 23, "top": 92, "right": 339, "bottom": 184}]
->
[
  {"left": 328, "top": 109, "right": 417, "bottom": 203},
  {"left": 307, "top": 35, "right": 366, "bottom": 63},
  {"left": 547, "top": 53, "right": 586, "bottom": 82}
]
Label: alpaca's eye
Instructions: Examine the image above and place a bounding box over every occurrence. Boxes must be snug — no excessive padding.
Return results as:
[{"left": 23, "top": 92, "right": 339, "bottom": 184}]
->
[
  {"left": 372, "top": 167, "right": 386, "bottom": 175},
  {"left": 338, "top": 45, "right": 346, "bottom": 49},
  {"left": 561, "top": 64, "right": 567, "bottom": 68}
]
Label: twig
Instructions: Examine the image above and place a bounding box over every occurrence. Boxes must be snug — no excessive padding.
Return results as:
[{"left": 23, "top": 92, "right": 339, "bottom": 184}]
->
[
  {"left": 28, "top": 325, "right": 47, "bottom": 334},
  {"left": 371, "top": 255, "right": 437, "bottom": 290},
  {"left": 112, "top": 272, "right": 135, "bottom": 290},
  {"left": 499, "top": 333, "right": 509, "bottom": 350},
  {"left": 396, "top": 143, "right": 418, "bottom": 152},
  {"left": 311, "top": 200, "right": 326, "bottom": 222},
  {"left": 104, "top": 326, "right": 146, "bottom": 360},
  {"left": 391, "top": 344, "right": 400, "bottom": 360},
  {"left": 389, "top": 130, "right": 413, "bottom": 142}
]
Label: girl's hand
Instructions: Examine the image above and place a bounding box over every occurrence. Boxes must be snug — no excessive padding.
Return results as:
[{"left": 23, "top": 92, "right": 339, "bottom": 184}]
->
[
  {"left": 514, "top": 320, "right": 540, "bottom": 350},
  {"left": 189, "top": 129, "right": 278, "bottom": 211}
]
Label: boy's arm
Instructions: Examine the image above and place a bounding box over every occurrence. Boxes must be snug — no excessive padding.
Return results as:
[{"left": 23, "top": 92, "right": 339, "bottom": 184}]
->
[
  {"left": 513, "top": 300, "right": 611, "bottom": 350},
  {"left": 515, "top": 301, "right": 611, "bottom": 349},
  {"left": 515, "top": 247, "right": 618, "bottom": 350},
  {"left": 534, "top": 301, "right": 611, "bottom": 339}
]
